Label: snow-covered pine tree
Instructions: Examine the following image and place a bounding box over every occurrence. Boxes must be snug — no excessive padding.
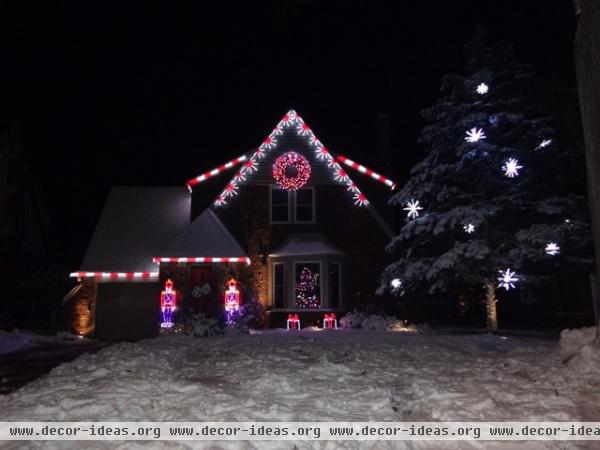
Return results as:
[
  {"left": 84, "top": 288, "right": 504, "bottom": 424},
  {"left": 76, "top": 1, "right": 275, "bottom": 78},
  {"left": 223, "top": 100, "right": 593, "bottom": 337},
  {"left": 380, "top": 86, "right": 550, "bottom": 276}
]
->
[{"left": 381, "top": 35, "right": 593, "bottom": 332}]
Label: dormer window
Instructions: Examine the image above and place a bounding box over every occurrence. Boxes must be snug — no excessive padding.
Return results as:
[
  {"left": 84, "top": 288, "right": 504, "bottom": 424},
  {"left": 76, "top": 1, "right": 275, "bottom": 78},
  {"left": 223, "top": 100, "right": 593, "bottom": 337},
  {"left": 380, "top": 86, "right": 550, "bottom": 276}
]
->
[{"left": 270, "top": 186, "right": 315, "bottom": 224}]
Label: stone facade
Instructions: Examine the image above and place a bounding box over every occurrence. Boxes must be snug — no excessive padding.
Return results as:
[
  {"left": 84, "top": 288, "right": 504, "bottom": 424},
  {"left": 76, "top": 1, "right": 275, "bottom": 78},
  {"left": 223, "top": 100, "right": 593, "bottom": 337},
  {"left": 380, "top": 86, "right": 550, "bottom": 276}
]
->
[{"left": 64, "top": 278, "right": 96, "bottom": 336}]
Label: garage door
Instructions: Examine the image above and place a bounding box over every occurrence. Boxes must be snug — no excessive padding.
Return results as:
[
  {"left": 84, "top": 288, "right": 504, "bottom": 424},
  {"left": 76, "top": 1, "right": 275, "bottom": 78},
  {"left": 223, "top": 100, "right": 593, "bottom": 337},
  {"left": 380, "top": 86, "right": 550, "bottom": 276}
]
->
[{"left": 96, "top": 282, "right": 160, "bottom": 341}]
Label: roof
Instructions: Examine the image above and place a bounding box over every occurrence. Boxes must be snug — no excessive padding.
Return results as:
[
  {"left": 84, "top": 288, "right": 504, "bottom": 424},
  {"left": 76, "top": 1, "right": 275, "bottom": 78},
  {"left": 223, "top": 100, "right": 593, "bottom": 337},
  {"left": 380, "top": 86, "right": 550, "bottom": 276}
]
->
[
  {"left": 269, "top": 235, "right": 345, "bottom": 257},
  {"left": 183, "top": 109, "right": 396, "bottom": 238},
  {"left": 201, "top": 110, "right": 371, "bottom": 207},
  {"left": 157, "top": 208, "right": 247, "bottom": 258},
  {"left": 79, "top": 187, "right": 190, "bottom": 273}
]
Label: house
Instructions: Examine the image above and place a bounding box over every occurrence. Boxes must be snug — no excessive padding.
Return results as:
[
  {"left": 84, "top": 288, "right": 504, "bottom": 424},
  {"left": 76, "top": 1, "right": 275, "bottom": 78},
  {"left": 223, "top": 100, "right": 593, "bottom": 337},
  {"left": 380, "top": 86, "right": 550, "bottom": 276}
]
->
[{"left": 66, "top": 110, "right": 397, "bottom": 339}]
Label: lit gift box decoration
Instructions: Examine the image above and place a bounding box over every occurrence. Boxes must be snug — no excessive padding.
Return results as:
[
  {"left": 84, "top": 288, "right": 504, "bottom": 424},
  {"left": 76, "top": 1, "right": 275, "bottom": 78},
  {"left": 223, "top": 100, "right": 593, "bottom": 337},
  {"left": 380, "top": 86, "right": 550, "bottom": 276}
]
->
[
  {"left": 323, "top": 313, "right": 338, "bottom": 329},
  {"left": 287, "top": 313, "right": 301, "bottom": 330}
]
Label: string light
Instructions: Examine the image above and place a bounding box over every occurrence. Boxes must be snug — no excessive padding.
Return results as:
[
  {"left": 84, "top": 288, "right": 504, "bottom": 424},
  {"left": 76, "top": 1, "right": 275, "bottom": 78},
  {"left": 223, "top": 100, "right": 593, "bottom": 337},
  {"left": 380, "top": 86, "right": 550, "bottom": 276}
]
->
[
  {"left": 272, "top": 152, "right": 312, "bottom": 190},
  {"left": 463, "top": 223, "right": 475, "bottom": 234},
  {"left": 224, "top": 278, "right": 240, "bottom": 325},
  {"left": 545, "top": 242, "right": 560, "bottom": 256},
  {"left": 476, "top": 83, "right": 489, "bottom": 94},
  {"left": 160, "top": 279, "right": 177, "bottom": 328},
  {"left": 211, "top": 110, "right": 371, "bottom": 207}
]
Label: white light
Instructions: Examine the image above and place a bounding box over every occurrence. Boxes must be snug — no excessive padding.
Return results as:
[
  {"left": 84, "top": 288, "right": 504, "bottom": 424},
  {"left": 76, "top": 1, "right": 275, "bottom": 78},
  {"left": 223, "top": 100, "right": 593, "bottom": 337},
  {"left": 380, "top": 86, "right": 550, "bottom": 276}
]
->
[
  {"left": 476, "top": 83, "right": 489, "bottom": 95},
  {"left": 536, "top": 139, "right": 552, "bottom": 150},
  {"left": 465, "top": 127, "right": 486, "bottom": 143},
  {"left": 391, "top": 278, "right": 402, "bottom": 289},
  {"left": 545, "top": 242, "right": 560, "bottom": 256},
  {"left": 498, "top": 268, "right": 519, "bottom": 291},
  {"left": 403, "top": 199, "right": 423, "bottom": 219},
  {"left": 463, "top": 223, "right": 475, "bottom": 234},
  {"left": 502, "top": 158, "right": 523, "bottom": 178}
]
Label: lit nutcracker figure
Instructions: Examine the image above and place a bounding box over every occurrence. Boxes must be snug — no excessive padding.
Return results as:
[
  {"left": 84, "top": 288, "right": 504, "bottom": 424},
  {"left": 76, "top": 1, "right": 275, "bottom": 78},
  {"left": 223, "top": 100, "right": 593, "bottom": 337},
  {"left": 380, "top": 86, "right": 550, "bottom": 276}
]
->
[
  {"left": 224, "top": 278, "right": 240, "bottom": 325},
  {"left": 160, "top": 279, "right": 177, "bottom": 328}
]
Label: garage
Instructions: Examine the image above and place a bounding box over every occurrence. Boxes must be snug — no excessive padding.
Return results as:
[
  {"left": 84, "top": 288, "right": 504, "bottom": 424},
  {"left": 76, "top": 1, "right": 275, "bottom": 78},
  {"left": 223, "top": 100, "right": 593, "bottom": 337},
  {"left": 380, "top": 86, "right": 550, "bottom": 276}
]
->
[{"left": 95, "top": 282, "right": 160, "bottom": 341}]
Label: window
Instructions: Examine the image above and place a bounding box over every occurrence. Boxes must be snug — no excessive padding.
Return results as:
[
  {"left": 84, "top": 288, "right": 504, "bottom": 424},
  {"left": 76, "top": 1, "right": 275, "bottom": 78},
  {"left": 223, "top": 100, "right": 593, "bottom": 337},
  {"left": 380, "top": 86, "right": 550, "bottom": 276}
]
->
[
  {"left": 329, "top": 263, "right": 341, "bottom": 308},
  {"left": 295, "top": 188, "right": 314, "bottom": 223},
  {"left": 271, "top": 187, "right": 289, "bottom": 223},
  {"left": 270, "top": 186, "right": 315, "bottom": 224},
  {"left": 295, "top": 262, "right": 321, "bottom": 309},
  {"left": 273, "top": 263, "right": 284, "bottom": 309}
]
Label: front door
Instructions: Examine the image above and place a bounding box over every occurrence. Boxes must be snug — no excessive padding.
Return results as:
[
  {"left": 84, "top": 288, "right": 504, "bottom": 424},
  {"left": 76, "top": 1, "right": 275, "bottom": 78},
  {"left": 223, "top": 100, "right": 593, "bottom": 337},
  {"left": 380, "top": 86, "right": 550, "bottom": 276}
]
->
[{"left": 188, "top": 265, "right": 217, "bottom": 317}]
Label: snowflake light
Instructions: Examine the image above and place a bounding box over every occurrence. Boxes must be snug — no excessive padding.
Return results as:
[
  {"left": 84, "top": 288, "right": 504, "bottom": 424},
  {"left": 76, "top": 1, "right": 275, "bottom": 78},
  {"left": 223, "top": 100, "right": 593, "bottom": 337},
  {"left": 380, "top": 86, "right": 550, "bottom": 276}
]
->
[
  {"left": 463, "top": 223, "right": 475, "bottom": 234},
  {"left": 476, "top": 83, "right": 489, "bottom": 95},
  {"left": 465, "top": 128, "right": 486, "bottom": 143},
  {"left": 390, "top": 278, "right": 402, "bottom": 289},
  {"left": 498, "top": 268, "right": 518, "bottom": 291},
  {"left": 272, "top": 152, "right": 311, "bottom": 190},
  {"left": 353, "top": 192, "right": 369, "bottom": 206},
  {"left": 545, "top": 242, "right": 560, "bottom": 256},
  {"left": 536, "top": 139, "right": 552, "bottom": 150},
  {"left": 403, "top": 199, "right": 423, "bottom": 220},
  {"left": 502, "top": 158, "right": 523, "bottom": 178}
]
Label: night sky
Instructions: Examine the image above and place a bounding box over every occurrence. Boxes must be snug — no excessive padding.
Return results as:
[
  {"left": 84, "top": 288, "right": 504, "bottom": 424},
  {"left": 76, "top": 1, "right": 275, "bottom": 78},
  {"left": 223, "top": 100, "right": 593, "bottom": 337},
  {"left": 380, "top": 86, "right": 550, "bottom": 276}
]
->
[{"left": 1, "top": 1, "right": 579, "bottom": 266}]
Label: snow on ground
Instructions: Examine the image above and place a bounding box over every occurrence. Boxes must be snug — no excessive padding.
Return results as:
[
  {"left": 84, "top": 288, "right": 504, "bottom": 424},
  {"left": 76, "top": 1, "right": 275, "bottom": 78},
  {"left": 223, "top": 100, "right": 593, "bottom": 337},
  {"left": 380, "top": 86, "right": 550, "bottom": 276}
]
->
[
  {"left": 0, "top": 330, "right": 88, "bottom": 355},
  {"left": 1, "top": 328, "right": 599, "bottom": 450}
]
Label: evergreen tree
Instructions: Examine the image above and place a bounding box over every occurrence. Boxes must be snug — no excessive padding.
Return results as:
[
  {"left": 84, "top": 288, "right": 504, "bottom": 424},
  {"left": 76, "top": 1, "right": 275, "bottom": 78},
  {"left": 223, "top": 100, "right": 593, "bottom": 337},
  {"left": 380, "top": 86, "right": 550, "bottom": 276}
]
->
[{"left": 381, "top": 35, "right": 593, "bottom": 331}]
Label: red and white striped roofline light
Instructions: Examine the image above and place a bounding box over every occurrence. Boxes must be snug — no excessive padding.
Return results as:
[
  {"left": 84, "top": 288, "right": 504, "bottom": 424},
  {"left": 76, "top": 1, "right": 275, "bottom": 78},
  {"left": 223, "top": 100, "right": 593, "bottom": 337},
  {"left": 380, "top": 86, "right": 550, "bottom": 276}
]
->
[
  {"left": 69, "top": 271, "right": 158, "bottom": 280},
  {"left": 212, "top": 110, "right": 371, "bottom": 207},
  {"left": 335, "top": 155, "right": 397, "bottom": 190},
  {"left": 152, "top": 256, "right": 251, "bottom": 265},
  {"left": 186, "top": 154, "right": 248, "bottom": 188}
]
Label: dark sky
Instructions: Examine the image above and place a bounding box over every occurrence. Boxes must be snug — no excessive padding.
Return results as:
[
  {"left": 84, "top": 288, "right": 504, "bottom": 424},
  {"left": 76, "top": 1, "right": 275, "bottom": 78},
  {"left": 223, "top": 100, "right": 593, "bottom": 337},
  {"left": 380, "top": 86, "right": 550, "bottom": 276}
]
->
[{"left": 1, "top": 0, "right": 579, "bottom": 265}]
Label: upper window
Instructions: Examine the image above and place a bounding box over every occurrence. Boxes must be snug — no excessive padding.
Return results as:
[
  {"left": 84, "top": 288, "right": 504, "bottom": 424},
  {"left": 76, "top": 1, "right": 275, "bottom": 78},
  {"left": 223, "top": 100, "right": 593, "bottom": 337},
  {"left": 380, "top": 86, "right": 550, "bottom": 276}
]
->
[
  {"left": 295, "top": 188, "right": 314, "bottom": 223},
  {"left": 271, "top": 187, "right": 290, "bottom": 223},
  {"left": 270, "top": 186, "right": 314, "bottom": 224}
]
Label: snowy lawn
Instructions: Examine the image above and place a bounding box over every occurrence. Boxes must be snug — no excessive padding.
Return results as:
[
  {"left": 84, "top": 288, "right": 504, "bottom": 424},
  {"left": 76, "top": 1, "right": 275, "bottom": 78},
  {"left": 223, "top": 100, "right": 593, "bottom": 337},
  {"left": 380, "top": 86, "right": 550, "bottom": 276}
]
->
[
  {"left": 0, "top": 330, "right": 89, "bottom": 356},
  {"left": 1, "top": 328, "right": 599, "bottom": 449}
]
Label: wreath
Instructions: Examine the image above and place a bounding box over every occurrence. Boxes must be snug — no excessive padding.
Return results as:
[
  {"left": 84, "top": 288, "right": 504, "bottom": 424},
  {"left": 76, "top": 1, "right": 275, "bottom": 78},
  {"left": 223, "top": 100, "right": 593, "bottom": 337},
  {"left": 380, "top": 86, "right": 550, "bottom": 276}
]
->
[{"left": 272, "top": 152, "right": 311, "bottom": 190}]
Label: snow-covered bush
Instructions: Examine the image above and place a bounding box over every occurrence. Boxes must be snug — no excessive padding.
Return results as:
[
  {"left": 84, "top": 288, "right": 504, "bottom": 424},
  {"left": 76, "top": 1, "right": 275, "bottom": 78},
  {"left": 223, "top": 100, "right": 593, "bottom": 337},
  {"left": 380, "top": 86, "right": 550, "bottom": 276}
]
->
[
  {"left": 227, "top": 293, "right": 264, "bottom": 333},
  {"left": 178, "top": 313, "right": 222, "bottom": 338},
  {"left": 559, "top": 327, "right": 600, "bottom": 380},
  {"left": 339, "top": 311, "right": 415, "bottom": 332},
  {"left": 559, "top": 327, "right": 597, "bottom": 357},
  {"left": 339, "top": 310, "right": 367, "bottom": 329}
]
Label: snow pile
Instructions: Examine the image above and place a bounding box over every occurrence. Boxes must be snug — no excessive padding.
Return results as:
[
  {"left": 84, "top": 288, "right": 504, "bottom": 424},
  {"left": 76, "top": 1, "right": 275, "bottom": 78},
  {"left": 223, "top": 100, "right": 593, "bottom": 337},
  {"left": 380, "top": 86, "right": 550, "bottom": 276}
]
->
[
  {"left": 559, "top": 326, "right": 600, "bottom": 381},
  {"left": 1, "top": 330, "right": 599, "bottom": 449},
  {"left": 339, "top": 311, "right": 415, "bottom": 332}
]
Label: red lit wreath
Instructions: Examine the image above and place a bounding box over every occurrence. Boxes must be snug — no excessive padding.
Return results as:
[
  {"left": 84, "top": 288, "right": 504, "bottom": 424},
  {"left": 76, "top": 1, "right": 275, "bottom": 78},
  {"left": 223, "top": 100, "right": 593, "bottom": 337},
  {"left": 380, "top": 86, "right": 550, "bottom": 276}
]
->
[{"left": 272, "top": 152, "right": 311, "bottom": 190}]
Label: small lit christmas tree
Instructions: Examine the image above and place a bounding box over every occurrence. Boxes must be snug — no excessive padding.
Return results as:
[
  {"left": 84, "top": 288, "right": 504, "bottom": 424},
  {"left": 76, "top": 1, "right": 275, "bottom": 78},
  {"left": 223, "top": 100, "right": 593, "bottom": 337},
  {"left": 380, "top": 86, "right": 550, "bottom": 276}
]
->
[{"left": 296, "top": 267, "right": 320, "bottom": 308}]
